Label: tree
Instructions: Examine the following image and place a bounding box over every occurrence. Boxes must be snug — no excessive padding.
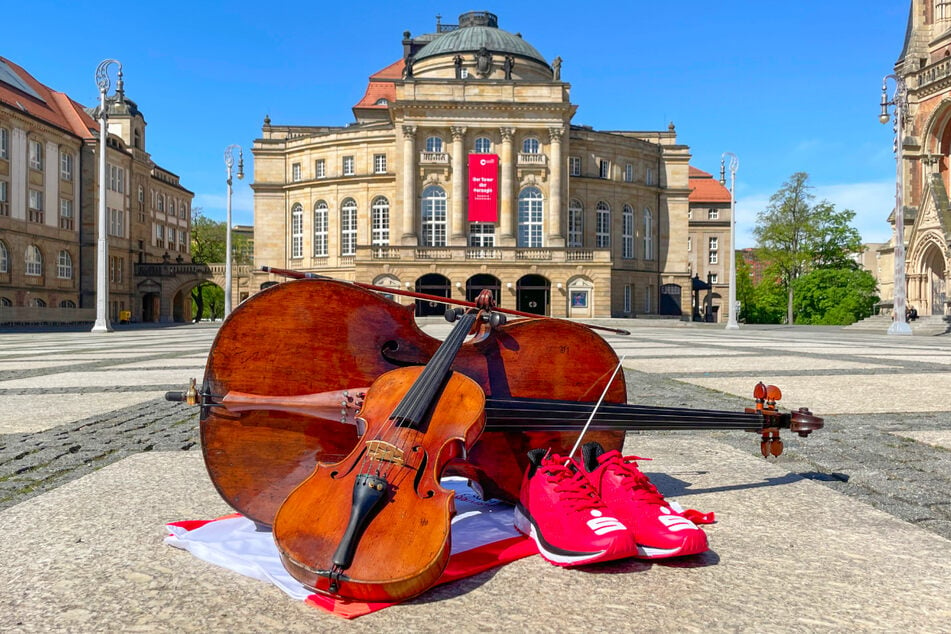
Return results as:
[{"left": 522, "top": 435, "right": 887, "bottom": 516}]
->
[
  {"left": 753, "top": 172, "right": 863, "bottom": 324},
  {"left": 792, "top": 268, "right": 879, "bottom": 325},
  {"left": 188, "top": 208, "right": 251, "bottom": 321}
]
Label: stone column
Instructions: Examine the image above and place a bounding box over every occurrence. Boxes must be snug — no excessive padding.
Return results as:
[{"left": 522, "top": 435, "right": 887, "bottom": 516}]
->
[
  {"left": 548, "top": 126, "right": 565, "bottom": 246},
  {"left": 499, "top": 127, "right": 515, "bottom": 246},
  {"left": 401, "top": 125, "right": 418, "bottom": 245},
  {"left": 450, "top": 126, "right": 467, "bottom": 245}
]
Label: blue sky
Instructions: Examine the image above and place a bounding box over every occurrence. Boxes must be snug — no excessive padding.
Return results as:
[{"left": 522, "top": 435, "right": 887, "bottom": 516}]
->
[{"left": 5, "top": 1, "right": 910, "bottom": 248}]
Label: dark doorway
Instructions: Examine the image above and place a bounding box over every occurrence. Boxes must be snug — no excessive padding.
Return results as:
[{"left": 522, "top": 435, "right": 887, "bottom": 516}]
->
[
  {"left": 466, "top": 274, "right": 501, "bottom": 305},
  {"left": 660, "top": 283, "right": 682, "bottom": 316},
  {"left": 516, "top": 274, "right": 549, "bottom": 315},
  {"left": 415, "top": 273, "right": 451, "bottom": 316}
]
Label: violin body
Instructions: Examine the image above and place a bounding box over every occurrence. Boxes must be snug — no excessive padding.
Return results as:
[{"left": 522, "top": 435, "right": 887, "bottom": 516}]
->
[
  {"left": 273, "top": 366, "right": 485, "bottom": 601},
  {"left": 200, "top": 278, "right": 625, "bottom": 526}
]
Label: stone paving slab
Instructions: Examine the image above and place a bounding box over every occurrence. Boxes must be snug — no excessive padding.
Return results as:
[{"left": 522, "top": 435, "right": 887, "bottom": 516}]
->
[
  {"left": 0, "top": 369, "right": 194, "bottom": 389},
  {"left": 0, "top": 392, "right": 169, "bottom": 434},
  {"left": 891, "top": 430, "right": 951, "bottom": 451},
  {"left": 623, "top": 355, "right": 897, "bottom": 374},
  {"left": 682, "top": 373, "right": 951, "bottom": 415},
  {"left": 1, "top": 437, "right": 949, "bottom": 633}
]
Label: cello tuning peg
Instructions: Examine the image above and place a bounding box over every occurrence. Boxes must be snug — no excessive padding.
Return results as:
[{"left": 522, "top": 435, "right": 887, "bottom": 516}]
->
[
  {"left": 753, "top": 382, "right": 767, "bottom": 400},
  {"left": 765, "top": 385, "right": 782, "bottom": 402}
]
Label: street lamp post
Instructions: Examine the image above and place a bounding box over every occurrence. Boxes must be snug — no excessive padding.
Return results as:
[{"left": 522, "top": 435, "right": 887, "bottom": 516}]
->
[
  {"left": 880, "top": 74, "right": 912, "bottom": 335},
  {"left": 91, "top": 59, "right": 122, "bottom": 333},
  {"left": 720, "top": 152, "right": 740, "bottom": 330},
  {"left": 223, "top": 145, "right": 244, "bottom": 318}
]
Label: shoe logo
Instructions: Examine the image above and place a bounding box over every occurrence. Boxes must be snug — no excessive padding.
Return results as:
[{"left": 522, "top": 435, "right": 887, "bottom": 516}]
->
[
  {"left": 587, "top": 509, "right": 628, "bottom": 535},
  {"left": 657, "top": 514, "right": 699, "bottom": 533}
]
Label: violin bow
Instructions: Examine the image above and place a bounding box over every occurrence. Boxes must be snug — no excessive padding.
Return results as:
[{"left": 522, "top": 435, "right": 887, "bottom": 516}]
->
[{"left": 260, "top": 265, "right": 631, "bottom": 336}]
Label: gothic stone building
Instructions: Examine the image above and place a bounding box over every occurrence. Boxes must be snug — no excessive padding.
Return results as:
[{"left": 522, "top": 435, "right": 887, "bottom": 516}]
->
[
  {"left": 252, "top": 12, "right": 695, "bottom": 319},
  {"left": 881, "top": 0, "right": 951, "bottom": 317},
  {"left": 0, "top": 56, "right": 197, "bottom": 324}
]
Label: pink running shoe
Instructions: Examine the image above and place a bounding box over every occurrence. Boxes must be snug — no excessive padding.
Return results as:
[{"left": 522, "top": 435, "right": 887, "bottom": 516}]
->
[
  {"left": 579, "top": 442, "right": 709, "bottom": 559},
  {"left": 515, "top": 448, "right": 639, "bottom": 566}
]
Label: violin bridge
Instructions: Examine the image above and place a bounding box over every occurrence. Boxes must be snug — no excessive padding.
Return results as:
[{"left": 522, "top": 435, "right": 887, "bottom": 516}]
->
[{"left": 365, "top": 440, "right": 406, "bottom": 467}]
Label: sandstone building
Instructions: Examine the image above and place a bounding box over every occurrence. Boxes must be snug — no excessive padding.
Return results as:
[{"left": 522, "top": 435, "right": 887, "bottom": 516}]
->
[
  {"left": 0, "top": 56, "right": 196, "bottom": 324},
  {"left": 252, "top": 11, "right": 707, "bottom": 319},
  {"left": 880, "top": 0, "right": 951, "bottom": 317}
]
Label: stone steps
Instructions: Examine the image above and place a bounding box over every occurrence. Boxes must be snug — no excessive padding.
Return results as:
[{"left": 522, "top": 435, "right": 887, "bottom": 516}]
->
[{"left": 844, "top": 313, "right": 951, "bottom": 335}]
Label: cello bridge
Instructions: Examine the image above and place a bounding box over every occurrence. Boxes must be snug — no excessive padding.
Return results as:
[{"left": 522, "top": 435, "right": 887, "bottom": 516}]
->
[{"left": 365, "top": 440, "right": 405, "bottom": 466}]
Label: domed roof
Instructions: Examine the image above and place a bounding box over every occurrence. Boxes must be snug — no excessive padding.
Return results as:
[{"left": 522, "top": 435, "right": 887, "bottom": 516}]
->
[{"left": 413, "top": 11, "right": 549, "bottom": 67}]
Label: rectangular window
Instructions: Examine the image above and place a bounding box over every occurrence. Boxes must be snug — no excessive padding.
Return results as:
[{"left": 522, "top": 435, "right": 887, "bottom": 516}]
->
[
  {"left": 109, "top": 165, "right": 125, "bottom": 193},
  {"left": 709, "top": 273, "right": 718, "bottom": 284},
  {"left": 646, "top": 167, "right": 654, "bottom": 186},
  {"left": 57, "top": 251, "right": 72, "bottom": 279},
  {"left": 622, "top": 209, "right": 634, "bottom": 259},
  {"left": 624, "top": 285, "right": 632, "bottom": 314},
  {"left": 599, "top": 160, "right": 610, "bottom": 179},
  {"left": 29, "top": 140, "right": 43, "bottom": 170},
  {"left": 343, "top": 155, "right": 355, "bottom": 176},
  {"left": 0, "top": 181, "right": 8, "bottom": 216},
  {"left": 374, "top": 154, "right": 387, "bottom": 174},
  {"left": 109, "top": 208, "right": 125, "bottom": 237},
  {"left": 292, "top": 162, "right": 302, "bottom": 182},
  {"left": 709, "top": 251, "right": 718, "bottom": 264},
  {"left": 0, "top": 127, "right": 8, "bottom": 159},
  {"left": 291, "top": 208, "right": 303, "bottom": 258},
  {"left": 624, "top": 163, "right": 633, "bottom": 182},
  {"left": 568, "top": 156, "right": 581, "bottom": 176},
  {"left": 596, "top": 208, "right": 610, "bottom": 248},
  {"left": 29, "top": 189, "right": 44, "bottom": 223},
  {"left": 341, "top": 206, "right": 357, "bottom": 255},
  {"left": 180, "top": 231, "right": 187, "bottom": 250},
  {"left": 709, "top": 237, "right": 718, "bottom": 251},
  {"left": 60, "top": 199, "right": 74, "bottom": 230},
  {"left": 168, "top": 227, "right": 177, "bottom": 248},
  {"left": 316, "top": 159, "right": 326, "bottom": 178},
  {"left": 109, "top": 255, "right": 124, "bottom": 284},
  {"left": 708, "top": 208, "right": 719, "bottom": 220},
  {"left": 60, "top": 152, "right": 73, "bottom": 180},
  {"left": 468, "top": 222, "right": 495, "bottom": 248},
  {"left": 314, "top": 207, "right": 328, "bottom": 257},
  {"left": 155, "top": 224, "right": 164, "bottom": 246}
]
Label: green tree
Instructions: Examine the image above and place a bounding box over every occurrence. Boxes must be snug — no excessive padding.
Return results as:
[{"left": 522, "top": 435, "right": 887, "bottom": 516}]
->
[
  {"left": 188, "top": 208, "right": 251, "bottom": 321},
  {"left": 748, "top": 272, "right": 787, "bottom": 324},
  {"left": 753, "top": 172, "right": 863, "bottom": 324},
  {"left": 792, "top": 268, "right": 879, "bottom": 325}
]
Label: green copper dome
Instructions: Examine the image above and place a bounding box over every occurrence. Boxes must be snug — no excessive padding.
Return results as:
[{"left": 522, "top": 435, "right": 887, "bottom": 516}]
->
[{"left": 413, "top": 11, "right": 549, "bottom": 67}]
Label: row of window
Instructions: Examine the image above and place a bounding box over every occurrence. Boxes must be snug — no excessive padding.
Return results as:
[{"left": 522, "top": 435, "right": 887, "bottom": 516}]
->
[
  {"left": 287, "top": 188, "right": 657, "bottom": 259},
  {"left": 0, "top": 241, "right": 73, "bottom": 279},
  {"left": 0, "top": 129, "right": 76, "bottom": 181},
  {"left": 688, "top": 207, "right": 723, "bottom": 220},
  {"left": 155, "top": 224, "right": 188, "bottom": 250},
  {"left": 0, "top": 296, "right": 78, "bottom": 308},
  {"left": 687, "top": 236, "right": 722, "bottom": 265}
]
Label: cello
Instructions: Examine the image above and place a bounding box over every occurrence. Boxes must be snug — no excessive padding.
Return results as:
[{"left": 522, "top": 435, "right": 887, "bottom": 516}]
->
[
  {"left": 272, "top": 292, "right": 492, "bottom": 601},
  {"left": 177, "top": 277, "right": 821, "bottom": 528}
]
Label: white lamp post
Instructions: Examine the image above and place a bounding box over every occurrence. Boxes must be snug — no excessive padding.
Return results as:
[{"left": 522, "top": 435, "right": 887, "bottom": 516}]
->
[
  {"left": 91, "top": 59, "right": 122, "bottom": 333},
  {"left": 880, "top": 74, "right": 912, "bottom": 335},
  {"left": 720, "top": 152, "right": 740, "bottom": 330},
  {"left": 223, "top": 145, "right": 244, "bottom": 318}
]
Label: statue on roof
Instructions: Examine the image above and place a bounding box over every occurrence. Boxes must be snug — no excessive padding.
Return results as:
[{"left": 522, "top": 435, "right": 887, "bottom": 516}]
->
[
  {"left": 403, "top": 56, "right": 415, "bottom": 79},
  {"left": 503, "top": 55, "right": 515, "bottom": 80},
  {"left": 552, "top": 56, "right": 562, "bottom": 81},
  {"left": 454, "top": 54, "right": 463, "bottom": 79}
]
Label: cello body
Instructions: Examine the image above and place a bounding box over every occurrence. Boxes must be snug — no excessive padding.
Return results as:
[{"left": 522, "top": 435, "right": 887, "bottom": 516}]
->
[{"left": 200, "top": 278, "right": 626, "bottom": 526}]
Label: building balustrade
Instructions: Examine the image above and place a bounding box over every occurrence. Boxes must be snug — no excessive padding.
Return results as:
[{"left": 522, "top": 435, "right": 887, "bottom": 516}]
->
[
  {"left": 135, "top": 262, "right": 214, "bottom": 278},
  {"left": 419, "top": 152, "right": 450, "bottom": 164},
  {"left": 354, "top": 245, "right": 609, "bottom": 263},
  {"left": 517, "top": 153, "right": 548, "bottom": 166},
  {"left": 916, "top": 57, "right": 951, "bottom": 91}
]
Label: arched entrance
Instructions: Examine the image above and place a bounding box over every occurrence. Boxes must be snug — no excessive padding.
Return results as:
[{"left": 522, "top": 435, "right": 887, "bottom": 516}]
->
[
  {"left": 921, "top": 243, "right": 948, "bottom": 315},
  {"left": 415, "top": 273, "right": 451, "bottom": 316},
  {"left": 466, "top": 274, "right": 501, "bottom": 305},
  {"left": 516, "top": 274, "right": 549, "bottom": 316}
]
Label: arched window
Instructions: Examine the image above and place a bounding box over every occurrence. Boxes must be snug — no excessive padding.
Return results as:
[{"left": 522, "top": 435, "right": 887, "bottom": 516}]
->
[
  {"left": 25, "top": 245, "right": 42, "bottom": 277},
  {"left": 595, "top": 201, "right": 610, "bottom": 248},
  {"left": 425, "top": 136, "right": 443, "bottom": 153},
  {"left": 341, "top": 198, "right": 357, "bottom": 256},
  {"left": 521, "top": 137, "right": 540, "bottom": 154},
  {"left": 643, "top": 207, "right": 654, "bottom": 260},
  {"left": 371, "top": 196, "right": 390, "bottom": 246},
  {"left": 0, "top": 297, "right": 11, "bottom": 306},
  {"left": 313, "top": 201, "right": 328, "bottom": 257},
  {"left": 57, "top": 250, "right": 72, "bottom": 279},
  {"left": 33, "top": 298, "right": 46, "bottom": 308},
  {"left": 421, "top": 186, "right": 447, "bottom": 247},
  {"left": 517, "top": 187, "right": 544, "bottom": 248},
  {"left": 290, "top": 203, "right": 303, "bottom": 258},
  {"left": 0, "top": 240, "right": 7, "bottom": 273},
  {"left": 474, "top": 137, "right": 492, "bottom": 153},
  {"left": 568, "top": 199, "right": 583, "bottom": 247},
  {"left": 60, "top": 299, "right": 76, "bottom": 308},
  {"left": 622, "top": 204, "right": 634, "bottom": 259}
]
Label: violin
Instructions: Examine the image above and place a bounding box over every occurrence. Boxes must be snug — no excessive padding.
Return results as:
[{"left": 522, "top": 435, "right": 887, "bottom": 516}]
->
[
  {"left": 272, "top": 292, "right": 492, "bottom": 601},
  {"left": 178, "top": 277, "right": 822, "bottom": 529}
]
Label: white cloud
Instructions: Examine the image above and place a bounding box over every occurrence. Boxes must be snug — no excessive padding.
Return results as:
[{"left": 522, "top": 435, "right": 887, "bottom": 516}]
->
[{"left": 733, "top": 180, "right": 895, "bottom": 249}]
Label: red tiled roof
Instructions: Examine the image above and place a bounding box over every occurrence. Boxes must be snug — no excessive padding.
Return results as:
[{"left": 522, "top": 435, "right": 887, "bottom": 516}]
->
[
  {"left": 353, "top": 59, "right": 404, "bottom": 110},
  {"left": 0, "top": 56, "right": 98, "bottom": 139},
  {"left": 689, "top": 166, "right": 731, "bottom": 203}
]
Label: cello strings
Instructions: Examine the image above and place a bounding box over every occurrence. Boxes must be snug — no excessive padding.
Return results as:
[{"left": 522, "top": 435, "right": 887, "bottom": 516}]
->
[{"left": 565, "top": 355, "right": 627, "bottom": 462}]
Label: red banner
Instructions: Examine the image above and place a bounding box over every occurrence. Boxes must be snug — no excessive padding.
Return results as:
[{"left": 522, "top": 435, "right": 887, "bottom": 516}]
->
[{"left": 468, "top": 154, "right": 499, "bottom": 222}]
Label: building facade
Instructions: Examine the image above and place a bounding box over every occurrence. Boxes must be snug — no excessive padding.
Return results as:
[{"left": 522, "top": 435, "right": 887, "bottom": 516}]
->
[
  {"left": 881, "top": 1, "right": 951, "bottom": 317},
  {"left": 687, "top": 166, "right": 732, "bottom": 322},
  {"left": 0, "top": 56, "right": 199, "bottom": 324},
  {"left": 252, "top": 11, "right": 693, "bottom": 318}
]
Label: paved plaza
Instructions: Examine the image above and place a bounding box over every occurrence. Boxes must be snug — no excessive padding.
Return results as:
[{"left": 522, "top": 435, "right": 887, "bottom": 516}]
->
[{"left": 0, "top": 319, "right": 950, "bottom": 631}]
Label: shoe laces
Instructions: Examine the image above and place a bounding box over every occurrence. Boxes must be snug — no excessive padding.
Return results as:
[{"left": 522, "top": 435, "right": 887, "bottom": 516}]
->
[
  {"left": 539, "top": 456, "right": 604, "bottom": 511},
  {"left": 601, "top": 452, "right": 667, "bottom": 506}
]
